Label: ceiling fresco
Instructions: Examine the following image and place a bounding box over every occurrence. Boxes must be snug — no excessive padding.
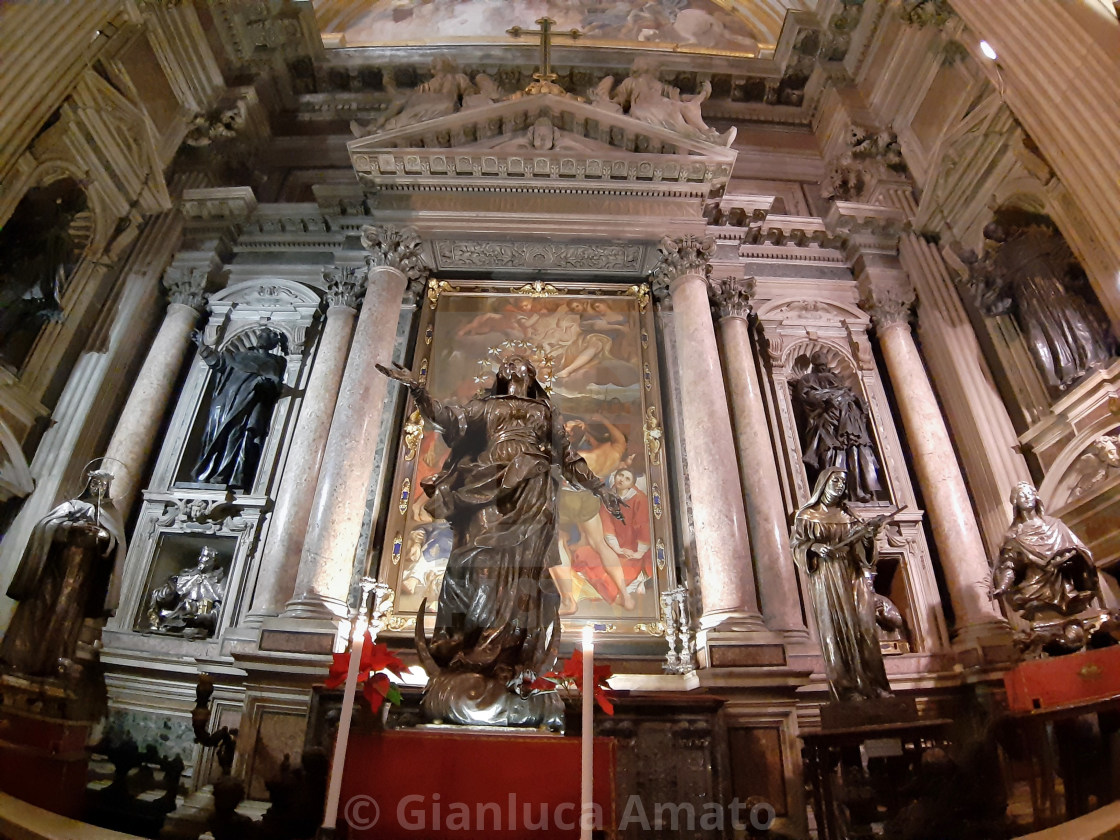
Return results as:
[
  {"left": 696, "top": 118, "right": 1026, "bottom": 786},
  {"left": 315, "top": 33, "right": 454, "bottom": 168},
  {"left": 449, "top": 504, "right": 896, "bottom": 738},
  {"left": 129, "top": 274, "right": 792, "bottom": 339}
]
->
[{"left": 313, "top": 0, "right": 814, "bottom": 58}]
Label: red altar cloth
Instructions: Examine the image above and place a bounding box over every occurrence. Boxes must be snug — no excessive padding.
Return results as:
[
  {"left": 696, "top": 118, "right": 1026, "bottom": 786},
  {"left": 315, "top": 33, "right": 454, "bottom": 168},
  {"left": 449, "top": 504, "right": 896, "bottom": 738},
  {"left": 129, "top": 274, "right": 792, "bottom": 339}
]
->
[{"left": 337, "top": 728, "right": 615, "bottom": 839}]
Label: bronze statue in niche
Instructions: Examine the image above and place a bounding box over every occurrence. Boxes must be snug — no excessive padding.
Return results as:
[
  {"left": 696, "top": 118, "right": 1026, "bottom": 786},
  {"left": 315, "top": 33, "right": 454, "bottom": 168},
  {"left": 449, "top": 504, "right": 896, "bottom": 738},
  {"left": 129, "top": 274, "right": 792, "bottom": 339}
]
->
[
  {"left": 191, "top": 327, "right": 286, "bottom": 489},
  {"left": 961, "top": 218, "right": 1115, "bottom": 390},
  {"left": 1, "top": 468, "right": 126, "bottom": 678},
  {"left": 378, "top": 356, "right": 623, "bottom": 728},
  {"left": 792, "top": 351, "right": 883, "bottom": 502},
  {"left": 146, "top": 546, "right": 227, "bottom": 639}
]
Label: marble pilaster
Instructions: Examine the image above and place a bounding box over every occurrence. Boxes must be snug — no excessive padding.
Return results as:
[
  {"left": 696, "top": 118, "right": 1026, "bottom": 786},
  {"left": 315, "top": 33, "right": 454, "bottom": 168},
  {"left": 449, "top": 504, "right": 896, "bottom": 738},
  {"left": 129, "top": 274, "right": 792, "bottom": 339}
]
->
[
  {"left": 857, "top": 266, "right": 1010, "bottom": 650},
  {"left": 284, "top": 227, "right": 427, "bottom": 626},
  {"left": 103, "top": 266, "right": 208, "bottom": 514},
  {"left": 247, "top": 267, "right": 363, "bottom": 621},
  {"left": 650, "top": 236, "right": 769, "bottom": 645},
  {"left": 708, "top": 275, "right": 808, "bottom": 642}
]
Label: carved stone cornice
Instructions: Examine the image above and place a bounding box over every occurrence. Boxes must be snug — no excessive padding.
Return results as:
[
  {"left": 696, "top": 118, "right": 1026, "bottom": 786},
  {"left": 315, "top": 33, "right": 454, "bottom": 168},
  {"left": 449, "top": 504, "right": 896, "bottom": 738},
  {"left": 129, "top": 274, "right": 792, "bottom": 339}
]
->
[
  {"left": 708, "top": 275, "right": 757, "bottom": 321},
  {"left": 858, "top": 272, "right": 916, "bottom": 331},
  {"left": 649, "top": 235, "right": 715, "bottom": 297},
  {"left": 323, "top": 265, "right": 364, "bottom": 310},
  {"left": 162, "top": 266, "right": 209, "bottom": 311},
  {"left": 361, "top": 225, "right": 430, "bottom": 285},
  {"left": 433, "top": 240, "right": 644, "bottom": 274}
]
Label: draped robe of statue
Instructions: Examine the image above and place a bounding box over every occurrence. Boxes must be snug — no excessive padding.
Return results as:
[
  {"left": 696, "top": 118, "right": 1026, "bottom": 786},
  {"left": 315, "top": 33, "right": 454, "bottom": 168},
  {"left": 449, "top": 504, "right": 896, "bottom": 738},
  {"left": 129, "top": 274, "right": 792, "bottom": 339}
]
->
[
  {"left": 384, "top": 356, "right": 617, "bottom": 727},
  {"left": 791, "top": 467, "right": 892, "bottom": 702},
  {"left": 1, "top": 488, "right": 126, "bottom": 678},
  {"left": 192, "top": 332, "right": 285, "bottom": 488},
  {"left": 994, "top": 483, "right": 1098, "bottom": 622}
]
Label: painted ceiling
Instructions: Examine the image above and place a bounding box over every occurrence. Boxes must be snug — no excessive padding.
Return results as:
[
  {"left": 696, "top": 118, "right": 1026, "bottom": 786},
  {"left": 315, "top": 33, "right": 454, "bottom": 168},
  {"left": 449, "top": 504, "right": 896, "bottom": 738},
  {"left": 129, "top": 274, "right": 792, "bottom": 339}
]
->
[{"left": 313, "top": 0, "right": 815, "bottom": 58}]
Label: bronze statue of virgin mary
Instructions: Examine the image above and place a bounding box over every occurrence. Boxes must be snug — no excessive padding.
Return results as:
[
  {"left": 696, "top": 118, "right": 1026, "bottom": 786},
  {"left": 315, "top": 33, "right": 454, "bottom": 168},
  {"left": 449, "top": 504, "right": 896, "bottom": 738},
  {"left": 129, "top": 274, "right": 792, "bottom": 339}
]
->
[{"left": 378, "top": 355, "right": 622, "bottom": 728}]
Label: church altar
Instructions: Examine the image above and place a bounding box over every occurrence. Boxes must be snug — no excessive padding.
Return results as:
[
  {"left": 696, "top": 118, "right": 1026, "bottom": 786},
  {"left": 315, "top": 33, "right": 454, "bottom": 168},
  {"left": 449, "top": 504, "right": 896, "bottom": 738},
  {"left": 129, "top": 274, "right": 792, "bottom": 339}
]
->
[{"left": 336, "top": 728, "right": 616, "bottom": 839}]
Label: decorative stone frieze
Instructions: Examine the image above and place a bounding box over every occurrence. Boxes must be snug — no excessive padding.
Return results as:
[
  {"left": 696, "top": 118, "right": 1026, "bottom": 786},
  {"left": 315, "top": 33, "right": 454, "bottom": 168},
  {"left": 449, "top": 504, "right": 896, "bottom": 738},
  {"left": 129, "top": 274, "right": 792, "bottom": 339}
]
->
[
  {"left": 162, "top": 266, "right": 209, "bottom": 312},
  {"left": 433, "top": 241, "right": 644, "bottom": 274},
  {"left": 707, "top": 275, "right": 756, "bottom": 321},
  {"left": 324, "top": 266, "right": 365, "bottom": 310}
]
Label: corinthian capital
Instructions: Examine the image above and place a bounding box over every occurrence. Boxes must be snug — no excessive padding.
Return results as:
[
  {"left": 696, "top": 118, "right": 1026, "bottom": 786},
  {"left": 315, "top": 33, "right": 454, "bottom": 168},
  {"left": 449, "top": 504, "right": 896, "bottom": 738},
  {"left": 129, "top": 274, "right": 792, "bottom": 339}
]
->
[
  {"left": 162, "top": 266, "right": 209, "bottom": 311},
  {"left": 858, "top": 271, "right": 916, "bottom": 330},
  {"left": 649, "top": 234, "right": 715, "bottom": 297},
  {"left": 323, "top": 265, "right": 365, "bottom": 309},
  {"left": 361, "top": 225, "right": 429, "bottom": 284},
  {"left": 708, "top": 275, "right": 756, "bottom": 320}
]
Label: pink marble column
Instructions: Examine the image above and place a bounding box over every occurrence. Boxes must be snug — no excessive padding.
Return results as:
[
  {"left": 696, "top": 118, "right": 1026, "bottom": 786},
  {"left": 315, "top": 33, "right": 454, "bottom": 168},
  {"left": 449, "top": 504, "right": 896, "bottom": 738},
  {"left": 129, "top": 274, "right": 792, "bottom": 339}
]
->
[
  {"left": 103, "top": 266, "right": 207, "bottom": 514},
  {"left": 247, "top": 267, "right": 362, "bottom": 619},
  {"left": 652, "top": 236, "right": 766, "bottom": 633},
  {"left": 858, "top": 267, "right": 1008, "bottom": 646},
  {"left": 708, "top": 275, "right": 808, "bottom": 640},
  {"left": 285, "top": 227, "right": 427, "bottom": 621}
]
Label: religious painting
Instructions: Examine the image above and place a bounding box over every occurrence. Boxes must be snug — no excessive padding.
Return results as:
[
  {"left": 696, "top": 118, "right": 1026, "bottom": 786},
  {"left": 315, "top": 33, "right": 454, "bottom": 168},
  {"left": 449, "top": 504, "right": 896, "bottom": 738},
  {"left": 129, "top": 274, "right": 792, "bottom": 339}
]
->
[
  {"left": 315, "top": 0, "right": 768, "bottom": 56},
  {"left": 376, "top": 280, "right": 674, "bottom": 637}
]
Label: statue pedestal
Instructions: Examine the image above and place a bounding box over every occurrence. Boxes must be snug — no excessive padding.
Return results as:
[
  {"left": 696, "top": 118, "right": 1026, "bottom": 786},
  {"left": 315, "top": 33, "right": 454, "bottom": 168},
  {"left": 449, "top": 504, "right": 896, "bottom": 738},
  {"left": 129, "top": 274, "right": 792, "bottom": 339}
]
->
[
  {"left": 0, "top": 676, "right": 94, "bottom": 818},
  {"left": 1004, "top": 644, "right": 1120, "bottom": 712},
  {"left": 819, "top": 696, "right": 918, "bottom": 730},
  {"left": 335, "top": 728, "right": 615, "bottom": 839}
]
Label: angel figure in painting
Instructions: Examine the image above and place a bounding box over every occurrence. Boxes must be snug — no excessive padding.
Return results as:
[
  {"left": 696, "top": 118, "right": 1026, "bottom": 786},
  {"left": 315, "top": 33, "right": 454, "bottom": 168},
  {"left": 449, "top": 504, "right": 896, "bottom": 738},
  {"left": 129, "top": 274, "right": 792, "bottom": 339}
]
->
[
  {"left": 791, "top": 467, "right": 893, "bottom": 702},
  {"left": 377, "top": 355, "right": 623, "bottom": 728}
]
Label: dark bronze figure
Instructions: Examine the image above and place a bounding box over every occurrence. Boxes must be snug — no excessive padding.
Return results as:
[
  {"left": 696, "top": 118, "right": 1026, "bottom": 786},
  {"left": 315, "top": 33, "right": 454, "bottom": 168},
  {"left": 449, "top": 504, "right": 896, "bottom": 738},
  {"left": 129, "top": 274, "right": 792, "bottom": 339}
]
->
[
  {"left": 993, "top": 482, "right": 1099, "bottom": 626},
  {"left": 962, "top": 222, "right": 1115, "bottom": 390},
  {"left": 192, "top": 674, "right": 237, "bottom": 775},
  {"left": 147, "top": 546, "right": 226, "bottom": 639},
  {"left": 792, "top": 351, "right": 883, "bottom": 502},
  {"left": 0, "top": 468, "right": 125, "bottom": 678},
  {"left": 378, "top": 356, "right": 623, "bottom": 728},
  {"left": 792, "top": 467, "right": 895, "bottom": 702},
  {"left": 191, "top": 327, "right": 286, "bottom": 489}
]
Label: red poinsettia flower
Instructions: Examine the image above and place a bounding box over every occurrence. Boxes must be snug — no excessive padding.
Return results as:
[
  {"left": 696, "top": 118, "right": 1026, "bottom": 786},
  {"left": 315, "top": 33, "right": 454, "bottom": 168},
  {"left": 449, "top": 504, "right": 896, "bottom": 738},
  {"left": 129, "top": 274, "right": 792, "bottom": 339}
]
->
[
  {"left": 549, "top": 650, "right": 616, "bottom": 715},
  {"left": 323, "top": 631, "right": 406, "bottom": 713}
]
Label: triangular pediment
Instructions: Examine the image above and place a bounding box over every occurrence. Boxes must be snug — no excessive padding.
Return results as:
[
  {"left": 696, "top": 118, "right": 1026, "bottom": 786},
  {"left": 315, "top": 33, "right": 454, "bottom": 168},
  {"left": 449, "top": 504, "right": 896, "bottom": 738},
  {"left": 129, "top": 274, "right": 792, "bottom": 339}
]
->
[{"left": 348, "top": 92, "right": 737, "bottom": 198}]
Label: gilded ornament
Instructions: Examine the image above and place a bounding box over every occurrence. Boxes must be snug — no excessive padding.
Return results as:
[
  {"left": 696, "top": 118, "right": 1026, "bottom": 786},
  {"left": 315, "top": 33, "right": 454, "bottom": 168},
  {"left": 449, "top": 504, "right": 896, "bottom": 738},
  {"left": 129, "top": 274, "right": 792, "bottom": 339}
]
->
[
  {"left": 515, "top": 280, "right": 560, "bottom": 297},
  {"left": 644, "top": 407, "right": 663, "bottom": 466},
  {"left": 651, "top": 484, "right": 662, "bottom": 519},
  {"left": 399, "top": 477, "right": 411, "bottom": 514},
  {"left": 392, "top": 533, "right": 403, "bottom": 565},
  {"left": 403, "top": 407, "right": 424, "bottom": 461}
]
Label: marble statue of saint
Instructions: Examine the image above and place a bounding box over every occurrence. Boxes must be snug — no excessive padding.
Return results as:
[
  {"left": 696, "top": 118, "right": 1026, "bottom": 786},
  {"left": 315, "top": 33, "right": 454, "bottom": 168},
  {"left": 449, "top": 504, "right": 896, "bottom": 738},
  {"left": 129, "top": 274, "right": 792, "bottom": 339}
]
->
[
  {"left": 792, "top": 351, "right": 882, "bottom": 502},
  {"left": 351, "top": 57, "right": 474, "bottom": 137},
  {"left": 606, "top": 59, "right": 735, "bottom": 146},
  {"left": 378, "top": 355, "right": 623, "bottom": 728},
  {"left": 191, "top": 327, "right": 286, "bottom": 489},
  {"left": 147, "top": 546, "right": 227, "bottom": 638},
  {"left": 963, "top": 223, "right": 1115, "bottom": 390},
  {"left": 992, "top": 482, "right": 1099, "bottom": 623},
  {"left": 791, "top": 467, "right": 893, "bottom": 702},
  {"left": 1070, "top": 434, "right": 1120, "bottom": 499},
  {"left": 0, "top": 468, "right": 126, "bottom": 678}
]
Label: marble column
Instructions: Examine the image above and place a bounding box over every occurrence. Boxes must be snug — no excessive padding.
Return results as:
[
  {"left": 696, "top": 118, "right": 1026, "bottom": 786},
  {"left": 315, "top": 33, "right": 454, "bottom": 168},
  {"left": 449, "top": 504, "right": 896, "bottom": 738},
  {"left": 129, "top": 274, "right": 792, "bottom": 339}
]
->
[
  {"left": 708, "top": 275, "right": 808, "bottom": 640},
  {"left": 857, "top": 267, "right": 1009, "bottom": 647},
  {"left": 651, "top": 236, "right": 767, "bottom": 634},
  {"left": 247, "top": 267, "right": 363, "bottom": 620},
  {"left": 103, "top": 266, "right": 207, "bottom": 514},
  {"left": 285, "top": 227, "right": 427, "bottom": 622}
]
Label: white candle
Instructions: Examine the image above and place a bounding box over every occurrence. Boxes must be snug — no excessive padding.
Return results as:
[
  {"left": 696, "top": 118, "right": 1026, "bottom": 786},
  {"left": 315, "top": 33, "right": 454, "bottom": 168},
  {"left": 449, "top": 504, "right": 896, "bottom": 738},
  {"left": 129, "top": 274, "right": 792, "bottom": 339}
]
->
[
  {"left": 580, "top": 624, "right": 595, "bottom": 840},
  {"left": 322, "top": 619, "right": 367, "bottom": 831}
]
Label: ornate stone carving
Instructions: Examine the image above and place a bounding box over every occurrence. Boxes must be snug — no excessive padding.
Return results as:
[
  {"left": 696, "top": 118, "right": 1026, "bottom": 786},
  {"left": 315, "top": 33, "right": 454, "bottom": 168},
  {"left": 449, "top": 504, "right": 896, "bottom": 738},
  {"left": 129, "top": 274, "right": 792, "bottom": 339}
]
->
[
  {"left": 648, "top": 235, "right": 715, "bottom": 296},
  {"left": 708, "top": 275, "right": 756, "bottom": 321},
  {"left": 898, "top": 0, "right": 955, "bottom": 27},
  {"left": 323, "top": 266, "right": 364, "bottom": 310},
  {"left": 361, "top": 225, "right": 429, "bottom": 284},
  {"left": 822, "top": 127, "right": 909, "bottom": 203},
  {"left": 162, "top": 266, "right": 209, "bottom": 311},
  {"left": 858, "top": 274, "right": 916, "bottom": 330},
  {"left": 1069, "top": 431, "right": 1120, "bottom": 500},
  {"left": 433, "top": 241, "right": 643, "bottom": 273}
]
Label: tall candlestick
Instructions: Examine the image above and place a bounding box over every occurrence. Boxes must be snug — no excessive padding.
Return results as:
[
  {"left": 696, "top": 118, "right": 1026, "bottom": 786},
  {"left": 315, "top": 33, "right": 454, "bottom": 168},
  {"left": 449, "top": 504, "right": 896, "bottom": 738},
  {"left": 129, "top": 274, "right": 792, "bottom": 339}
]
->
[
  {"left": 322, "top": 619, "right": 365, "bottom": 833},
  {"left": 581, "top": 624, "right": 594, "bottom": 840}
]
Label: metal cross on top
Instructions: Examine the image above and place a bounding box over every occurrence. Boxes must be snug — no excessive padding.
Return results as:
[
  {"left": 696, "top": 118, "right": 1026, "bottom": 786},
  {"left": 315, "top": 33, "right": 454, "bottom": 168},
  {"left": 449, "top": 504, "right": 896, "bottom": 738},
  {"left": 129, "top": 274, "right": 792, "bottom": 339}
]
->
[{"left": 507, "top": 17, "right": 582, "bottom": 87}]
